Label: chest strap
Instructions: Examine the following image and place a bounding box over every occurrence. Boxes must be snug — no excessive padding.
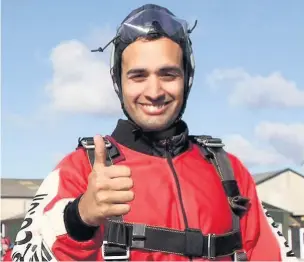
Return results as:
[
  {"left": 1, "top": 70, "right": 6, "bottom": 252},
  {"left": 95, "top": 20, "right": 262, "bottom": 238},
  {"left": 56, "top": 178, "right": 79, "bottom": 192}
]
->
[
  {"left": 78, "top": 136, "right": 248, "bottom": 261},
  {"left": 103, "top": 220, "right": 243, "bottom": 259}
]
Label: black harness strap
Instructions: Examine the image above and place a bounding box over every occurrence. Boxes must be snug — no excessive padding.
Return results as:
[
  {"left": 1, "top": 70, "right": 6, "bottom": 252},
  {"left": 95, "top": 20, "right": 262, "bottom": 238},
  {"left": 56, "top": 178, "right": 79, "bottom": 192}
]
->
[
  {"left": 191, "top": 136, "right": 249, "bottom": 261},
  {"left": 78, "top": 137, "right": 129, "bottom": 261},
  {"left": 103, "top": 220, "right": 243, "bottom": 259}
]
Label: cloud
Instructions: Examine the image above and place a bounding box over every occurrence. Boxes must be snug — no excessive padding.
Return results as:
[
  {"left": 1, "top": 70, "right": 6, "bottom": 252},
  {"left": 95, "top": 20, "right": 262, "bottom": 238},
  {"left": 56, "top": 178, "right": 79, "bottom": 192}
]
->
[
  {"left": 224, "top": 122, "right": 304, "bottom": 167},
  {"left": 4, "top": 108, "right": 62, "bottom": 130},
  {"left": 45, "top": 38, "right": 121, "bottom": 115},
  {"left": 255, "top": 122, "right": 304, "bottom": 165},
  {"left": 206, "top": 68, "right": 304, "bottom": 108},
  {"left": 224, "top": 134, "right": 288, "bottom": 167}
]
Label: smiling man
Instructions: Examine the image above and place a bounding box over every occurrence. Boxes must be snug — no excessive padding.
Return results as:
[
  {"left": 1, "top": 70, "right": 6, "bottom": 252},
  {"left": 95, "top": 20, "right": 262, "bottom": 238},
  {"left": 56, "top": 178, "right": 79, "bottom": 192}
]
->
[
  {"left": 12, "top": 4, "right": 294, "bottom": 262},
  {"left": 122, "top": 37, "right": 184, "bottom": 131}
]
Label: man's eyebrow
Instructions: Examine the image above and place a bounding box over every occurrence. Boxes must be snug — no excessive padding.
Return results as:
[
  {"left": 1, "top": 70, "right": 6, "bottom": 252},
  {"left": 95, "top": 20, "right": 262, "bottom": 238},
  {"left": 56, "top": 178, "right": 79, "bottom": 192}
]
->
[
  {"left": 158, "top": 66, "right": 183, "bottom": 75},
  {"left": 126, "top": 68, "right": 146, "bottom": 76},
  {"left": 126, "top": 66, "right": 183, "bottom": 76}
]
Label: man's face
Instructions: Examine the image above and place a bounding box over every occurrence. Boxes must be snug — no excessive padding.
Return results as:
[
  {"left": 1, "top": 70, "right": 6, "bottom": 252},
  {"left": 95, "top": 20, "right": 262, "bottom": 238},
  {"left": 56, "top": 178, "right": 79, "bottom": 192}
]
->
[{"left": 121, "top": 37, "right": 184, "bottom": 132}]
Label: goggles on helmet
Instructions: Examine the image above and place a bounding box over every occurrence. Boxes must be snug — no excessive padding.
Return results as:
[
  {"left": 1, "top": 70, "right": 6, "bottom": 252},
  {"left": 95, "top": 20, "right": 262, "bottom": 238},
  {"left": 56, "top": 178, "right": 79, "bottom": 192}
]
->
[
  {"left": 92, "top": 8, "right": 197, "bottom": 54},
  {"left": 115, "top": 9, "right": 193, "bottom": 45}
]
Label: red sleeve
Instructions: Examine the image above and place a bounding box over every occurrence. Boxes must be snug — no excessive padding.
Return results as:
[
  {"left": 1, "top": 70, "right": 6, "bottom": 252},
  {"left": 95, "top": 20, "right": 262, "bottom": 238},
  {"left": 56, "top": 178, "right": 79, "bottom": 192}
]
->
[
  {"left": 12, "top": 148, "right": 104, "bottom": 261},
  {"left": 229, "top": 155, "right": 284, "bottom": 261},
  {"left": 3, "top": 249, "right": 13, "bottom": 262}
]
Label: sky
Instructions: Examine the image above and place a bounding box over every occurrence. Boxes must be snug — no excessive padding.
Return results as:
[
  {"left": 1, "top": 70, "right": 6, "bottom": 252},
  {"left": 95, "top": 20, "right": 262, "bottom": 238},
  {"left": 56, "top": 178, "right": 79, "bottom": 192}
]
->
[{"left": 1, "top": 0, "right": 304, "bottom": 179}]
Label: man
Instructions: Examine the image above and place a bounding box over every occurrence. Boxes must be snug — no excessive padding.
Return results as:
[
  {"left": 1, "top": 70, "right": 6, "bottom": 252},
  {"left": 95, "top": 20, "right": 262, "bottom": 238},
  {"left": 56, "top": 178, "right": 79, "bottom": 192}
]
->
[
  {"left": 12, "top": 4, "right": 295, "bottom": 261},
  {"left": 1, "top": 237, "right": 13, "bottom": 261}
]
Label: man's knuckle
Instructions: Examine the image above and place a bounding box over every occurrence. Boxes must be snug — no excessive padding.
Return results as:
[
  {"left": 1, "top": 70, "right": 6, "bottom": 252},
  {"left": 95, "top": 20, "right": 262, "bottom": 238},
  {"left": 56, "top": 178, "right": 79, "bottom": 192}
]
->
[
  {"left": 124, "top": 166, "right": 131, "bottom": 175},
  {"left": 129, "top": 191, "right": 135, "bottom": 201},
  {"left": 127, "top": 178, "right": 134, "bottom": 188},
  {"left": 96, "top": 192, "right": 108, "bottom": 203},
  {"left": 123, "top": 204, "right": 131, "bottom": 213},
  {"left": 100, "top": 204, "right": 110, "bottom": 216},
  {"left": 123, "top": 191, "right": 134, "bottom": 202}
]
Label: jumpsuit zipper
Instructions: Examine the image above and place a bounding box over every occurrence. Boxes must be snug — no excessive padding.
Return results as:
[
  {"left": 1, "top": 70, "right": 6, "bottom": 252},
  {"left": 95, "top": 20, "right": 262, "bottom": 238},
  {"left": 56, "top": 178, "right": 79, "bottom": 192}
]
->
[{"left": 164, "top": 139, "right": 192, "bottom": 261}]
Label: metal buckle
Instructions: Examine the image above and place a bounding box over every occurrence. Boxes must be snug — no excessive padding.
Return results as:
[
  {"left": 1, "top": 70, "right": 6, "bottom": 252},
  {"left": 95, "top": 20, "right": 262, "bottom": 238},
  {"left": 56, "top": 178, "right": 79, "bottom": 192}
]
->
[
  {"left": 203, "top": 140, "right": 224, "bottom": 148},
  {"left": 207, "top": 234, "right": 216, "bottom": 260},
  {"left": 196, "top": 138, "right": 224, "bottom": 148},
  {"left": 101, "top": 241, "right": 130, "bottom": 261},
  {"left": 103, "top": 138, "right": 112, "bottom": 148},
  {"left": 80, "top": 140, "right": 95, "bottom": 149},
  {"left": 233, "top": 250, "right": 247, "bottom": 261},
  {"left": 83, "top": 144, "right": 95, "bottom": 149}
]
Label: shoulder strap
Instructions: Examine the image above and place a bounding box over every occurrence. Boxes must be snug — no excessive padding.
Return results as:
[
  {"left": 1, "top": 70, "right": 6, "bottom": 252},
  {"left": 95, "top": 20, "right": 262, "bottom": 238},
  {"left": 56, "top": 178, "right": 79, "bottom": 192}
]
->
[
  {"left": 77, "top": 136, "right": 122, "bottom": 167},
  {"left": 77, "top": 136, "right": 129, "bottom": 261},
  {"left": 191, "top": 135, "right": 249, "bottom": 261}
]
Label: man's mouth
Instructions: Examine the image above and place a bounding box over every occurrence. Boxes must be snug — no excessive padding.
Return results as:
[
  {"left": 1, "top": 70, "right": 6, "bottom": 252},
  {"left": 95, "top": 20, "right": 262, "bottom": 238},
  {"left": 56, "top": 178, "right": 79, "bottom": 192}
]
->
[{"left": 138, "top": 101, "right": 172, "bottom": 115}]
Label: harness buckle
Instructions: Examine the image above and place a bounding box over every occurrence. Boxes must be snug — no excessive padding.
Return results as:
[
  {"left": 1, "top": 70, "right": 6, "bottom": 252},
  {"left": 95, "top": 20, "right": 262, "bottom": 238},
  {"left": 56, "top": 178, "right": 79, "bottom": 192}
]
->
[
  {"left": 196, "top": 137, "right": 225, "bottom": 148},
  {"left": 101, "top": 241, "right": 130, "bottom": 261},
  {"left": 233, "top": 250, "right": 248, "bottom": 261},
  {"left": 207, "top": 234, "right": 216, "bottom": 260}
]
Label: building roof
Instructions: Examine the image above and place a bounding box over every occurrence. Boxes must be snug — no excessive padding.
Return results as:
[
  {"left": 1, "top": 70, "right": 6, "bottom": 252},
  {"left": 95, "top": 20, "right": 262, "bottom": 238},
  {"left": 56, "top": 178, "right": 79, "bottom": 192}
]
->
[
  {"left": 253, "top": 168, "right": 304, "bottom": 185},
  {"left": 1, "top": 212, "right": 26, "bottom": 222},
  {"left": 262, "top": 201, "right": 292, "bottom": 214},
  {"left": 1, "top": 178, "right": 43, "bottom": 198}
]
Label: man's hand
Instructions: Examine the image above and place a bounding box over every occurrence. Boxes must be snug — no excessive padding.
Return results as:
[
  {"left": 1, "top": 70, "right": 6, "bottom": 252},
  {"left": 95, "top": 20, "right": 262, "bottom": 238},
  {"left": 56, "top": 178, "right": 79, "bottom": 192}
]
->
[{"left": 78, "top": 135, "right": 134, "bottom": 226}]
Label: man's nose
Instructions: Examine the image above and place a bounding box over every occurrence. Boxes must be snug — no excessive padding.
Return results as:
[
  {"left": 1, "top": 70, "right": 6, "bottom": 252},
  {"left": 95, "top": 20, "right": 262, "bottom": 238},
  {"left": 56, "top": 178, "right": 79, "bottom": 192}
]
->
[{"left": 144, "top": 75, "right": 165, "bottom": 101}]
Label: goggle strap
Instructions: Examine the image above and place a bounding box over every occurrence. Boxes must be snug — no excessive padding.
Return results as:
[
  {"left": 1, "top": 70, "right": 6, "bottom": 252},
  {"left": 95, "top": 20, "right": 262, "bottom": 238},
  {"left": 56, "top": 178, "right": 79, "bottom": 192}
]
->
[
  {"left": 187, "top": 20, "right": 198, "bottom": 34},
  {"left": 91, "top": 35, "right": 120, "bottom": 53}
]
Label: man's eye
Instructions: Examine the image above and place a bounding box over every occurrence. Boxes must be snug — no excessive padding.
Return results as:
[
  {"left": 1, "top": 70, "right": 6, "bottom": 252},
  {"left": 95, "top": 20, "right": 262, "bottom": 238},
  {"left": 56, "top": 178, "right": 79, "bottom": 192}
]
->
[
  {"left": 131, "top": 75, "right": 146, "bottom": 82},
  {"left": 161, "top": 74, "right": 177, "bottom": 81}
]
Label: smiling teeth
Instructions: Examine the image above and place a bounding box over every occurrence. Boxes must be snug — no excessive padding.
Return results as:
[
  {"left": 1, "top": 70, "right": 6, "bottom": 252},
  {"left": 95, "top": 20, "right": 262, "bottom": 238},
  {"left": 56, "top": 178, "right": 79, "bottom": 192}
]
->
[
  {"left": 143, "top": 104, "right": 165, "bottom": 108},
  {"left": 141, "top": 104, "right": 166, "bottom": 113}
]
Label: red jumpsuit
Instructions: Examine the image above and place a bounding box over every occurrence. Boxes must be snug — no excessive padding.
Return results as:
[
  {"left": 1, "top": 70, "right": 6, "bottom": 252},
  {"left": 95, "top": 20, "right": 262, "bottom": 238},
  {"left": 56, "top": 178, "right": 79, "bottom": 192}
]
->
[{"left": 11, "top": 120, "right": 288, "bottom": 261}]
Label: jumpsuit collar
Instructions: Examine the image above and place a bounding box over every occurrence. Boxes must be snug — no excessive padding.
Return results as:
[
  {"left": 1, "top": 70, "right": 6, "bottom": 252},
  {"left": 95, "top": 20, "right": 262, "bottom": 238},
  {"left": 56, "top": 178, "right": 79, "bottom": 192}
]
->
[{"left": 111, "top": 119, "right": 190, "bottom": 158}]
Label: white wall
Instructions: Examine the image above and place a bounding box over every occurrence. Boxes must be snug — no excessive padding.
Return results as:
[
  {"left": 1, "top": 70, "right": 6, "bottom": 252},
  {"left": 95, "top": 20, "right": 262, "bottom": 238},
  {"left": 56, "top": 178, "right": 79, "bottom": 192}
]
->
[
  {"left": 1, "top": 198, "right": 32, "bottom": 220},
  {"left": 256, "top": 170, "right": 304, "bottom": 215}
]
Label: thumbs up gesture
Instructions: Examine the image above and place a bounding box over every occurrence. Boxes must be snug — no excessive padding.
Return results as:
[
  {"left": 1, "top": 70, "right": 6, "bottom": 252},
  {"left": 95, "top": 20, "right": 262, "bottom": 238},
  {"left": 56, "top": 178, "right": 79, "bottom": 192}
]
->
[{"left": 78, "top": 135, "right": 134, "bottom": 226}]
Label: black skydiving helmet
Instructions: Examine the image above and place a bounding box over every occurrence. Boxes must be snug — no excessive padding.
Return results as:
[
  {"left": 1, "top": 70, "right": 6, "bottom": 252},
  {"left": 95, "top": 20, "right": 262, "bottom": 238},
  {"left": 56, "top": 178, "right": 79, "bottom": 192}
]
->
[{"left": 92, "top": 4, "right": 197, "bottom": 121}]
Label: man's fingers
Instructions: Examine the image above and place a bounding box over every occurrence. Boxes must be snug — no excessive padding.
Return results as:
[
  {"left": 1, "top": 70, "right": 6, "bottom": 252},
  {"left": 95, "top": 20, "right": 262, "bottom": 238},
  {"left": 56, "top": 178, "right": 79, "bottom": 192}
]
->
[
  {"left": 93, "top": 135, "right": 107, "bottom": 167},
  {"left": 97, "top": 191, "right": 135, "bottom": 204},
  {"left": 106, "top": 204, "right": 131, "bottom": 217},
  {"left": 94, "top": 176, "right": 133, "bottom": 191},
  {"left": 104, "top": 165, "right": 131, "bottom": 178},
  {"left": 109, "top": 177, "right": 134, "bottom": 191}
]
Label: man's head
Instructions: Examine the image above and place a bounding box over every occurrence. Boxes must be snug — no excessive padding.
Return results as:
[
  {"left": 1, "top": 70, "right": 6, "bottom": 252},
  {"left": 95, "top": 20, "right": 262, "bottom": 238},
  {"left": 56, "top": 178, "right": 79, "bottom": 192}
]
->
[
  {"left": 109, "top": 4, "right": 195, "bottom": 131},
  {"left": 120, "top": 37, "right": 184, "bottom": 131}
]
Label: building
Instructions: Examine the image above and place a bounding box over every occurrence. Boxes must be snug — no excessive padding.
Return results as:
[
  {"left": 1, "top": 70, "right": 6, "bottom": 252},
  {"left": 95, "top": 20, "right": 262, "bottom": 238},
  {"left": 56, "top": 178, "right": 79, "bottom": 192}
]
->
[
  {"left": 254, "top": 168, "right": 304, "bottom": 259},
  {"left": 1, "top": 178, "right": 43, "bottom": 241}
]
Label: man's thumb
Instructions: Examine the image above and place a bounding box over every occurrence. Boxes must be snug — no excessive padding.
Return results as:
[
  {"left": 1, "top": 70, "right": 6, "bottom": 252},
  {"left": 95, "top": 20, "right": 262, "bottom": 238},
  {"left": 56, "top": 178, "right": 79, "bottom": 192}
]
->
[{"left": 93, "top": 135, "right": 107, "bottom": 167}]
